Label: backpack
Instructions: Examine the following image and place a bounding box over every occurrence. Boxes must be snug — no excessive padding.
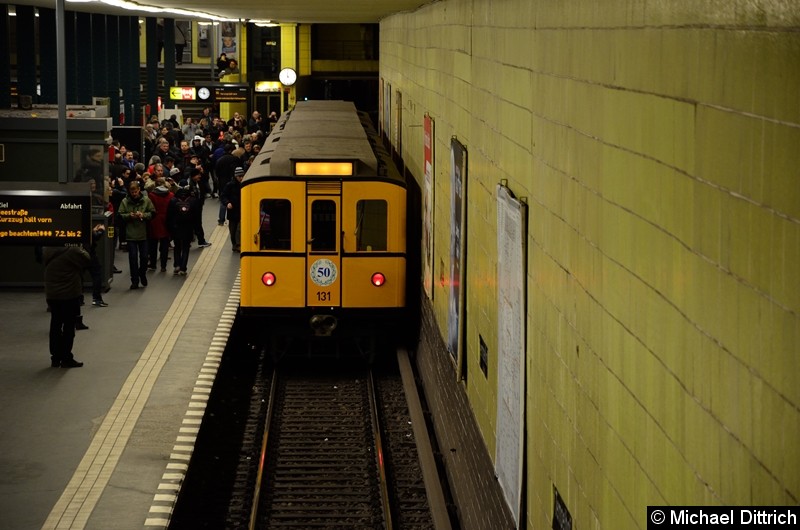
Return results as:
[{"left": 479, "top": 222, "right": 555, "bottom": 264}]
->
[{"left": 175, "top": 196, "right": 192, "bottom": 221}]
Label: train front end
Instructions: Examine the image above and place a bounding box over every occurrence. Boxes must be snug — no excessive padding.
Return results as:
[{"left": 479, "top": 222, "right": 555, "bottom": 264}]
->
[{"left": 238, "top": 101, "right": 408, "bottom": 359}]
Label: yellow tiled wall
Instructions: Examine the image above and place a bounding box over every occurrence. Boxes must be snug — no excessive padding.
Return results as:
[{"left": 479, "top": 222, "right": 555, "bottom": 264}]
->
[
  {"left": 294, "top": 24, "right": 309, "bottom": 76},
  {"left": 381, "top": 0, "right": 799, "bottom": 527}
]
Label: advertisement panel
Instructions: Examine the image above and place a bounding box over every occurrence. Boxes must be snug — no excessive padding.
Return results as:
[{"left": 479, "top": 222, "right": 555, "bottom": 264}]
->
[
  {"left": 447, "top": 138, "right": 467, "bottom": 365},
  {"left": 495, "top": 183, "right": 527, "bottom": 526},
  {"left": 423, "top": 114, "right": 434, "bottom": 299}
]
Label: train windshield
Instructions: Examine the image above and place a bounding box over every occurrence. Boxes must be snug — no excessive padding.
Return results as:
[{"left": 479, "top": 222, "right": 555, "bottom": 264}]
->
[
  {"left": 259, "top": 199, "right": 291, "bottom": 250},
  {"left": 355, "top": 199, "right": 387, "bottom": 251}
]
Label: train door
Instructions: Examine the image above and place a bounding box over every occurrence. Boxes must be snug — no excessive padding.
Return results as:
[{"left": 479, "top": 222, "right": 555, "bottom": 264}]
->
[{"left": 306, "top": 191, "right": 341, "bottom": 307}]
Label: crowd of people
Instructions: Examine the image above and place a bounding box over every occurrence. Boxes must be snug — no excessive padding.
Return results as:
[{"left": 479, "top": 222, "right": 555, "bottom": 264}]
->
[
  {"left": 120, "top": 106, "right": 278, "bottom": 265},
  {"left": 49, "top": 106, "right": 278, "bottom": 368}
]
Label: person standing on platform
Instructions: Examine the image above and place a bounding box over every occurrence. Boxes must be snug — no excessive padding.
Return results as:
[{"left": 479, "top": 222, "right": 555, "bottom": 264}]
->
[
  {"left": 175, "top": 24, "right": 186, "bottom": 65},
  {"left": 221, "top": 166, "right": 244, "bottom": 251},
  {"left": 239, "top": 139, "right": 255, "bottom": 164},
  {"left": 176, "top": 140, "right": 194, "bottom": 173},
  {"left": 147, "top": 178, "right": 174, "bottom": 273},
  {"left": 43, "top": 244, "right": 90, "bottom": 368},
  {"left": 88, "top": 223, "right": 109, "bottom": 307},
  {"left": 144, "top": 123, "right": 158, "bottom": 162},
  {"left": 109, "top": 172, "right": 127, "bottom": 252},
  {"left": 156, "top": 137, "right": 178, "bottom": 162},
  {"left": 71, "top": 221, "right": 108, "bottom": 329},
  {"left": 181, "top": 118, "right": 198, "bottom": 143},
  {"left": 119, "top": 181, "right": 156, "bottom": 289},
  {"left": 168, "top": 185, "right": 199, "bottom": 276},
  {"left": 214, "top": 143, "right": 241, "bottom": 225},
  {"left": 191, "top": 135, "right": 211, "bottom": 180},
  {"left": 156, "top": 20, "right": 165, "bottom": 63},
  {"left": 187, "top": 167, "right": 212, "bottom": 248},
  {"left": 202, "top": 132, "right": 220, "bottom": 196},
  {"left": 247, "top": 111, "right": 262, "bottom": 134}
]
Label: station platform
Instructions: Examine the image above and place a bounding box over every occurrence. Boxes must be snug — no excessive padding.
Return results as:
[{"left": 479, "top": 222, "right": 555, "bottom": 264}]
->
[{"left": 0, "top": 199, "right": 241, "bottom": 530}]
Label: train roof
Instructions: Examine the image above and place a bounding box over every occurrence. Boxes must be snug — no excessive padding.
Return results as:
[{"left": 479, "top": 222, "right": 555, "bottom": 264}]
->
[{"left": 246, "top": 100, "right": 400, "bottom": 182}]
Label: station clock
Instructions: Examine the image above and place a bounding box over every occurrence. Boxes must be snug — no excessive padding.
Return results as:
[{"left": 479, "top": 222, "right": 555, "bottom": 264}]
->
[{"left": 279, "top": 68, "right": 297, "bottom": 86}]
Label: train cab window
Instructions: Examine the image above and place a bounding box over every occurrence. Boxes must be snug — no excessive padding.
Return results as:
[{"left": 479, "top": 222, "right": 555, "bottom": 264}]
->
[
  {"left": 311, "top": 200, "right": 337, "bottom": 252},
  {"left": 355, "top": 200, "right": 387, "bottom": 251},
  {"left": 259, "top": 199, "right": 291, "bottom": 250}
]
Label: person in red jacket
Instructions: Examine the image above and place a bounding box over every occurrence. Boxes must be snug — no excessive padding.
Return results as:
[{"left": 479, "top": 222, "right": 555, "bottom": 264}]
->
[{"left": 147, "top": 177, "right": 175, "bottom": 272}]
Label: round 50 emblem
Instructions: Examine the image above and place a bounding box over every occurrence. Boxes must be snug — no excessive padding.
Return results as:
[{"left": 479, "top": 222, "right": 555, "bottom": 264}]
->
[{"left": 310, "top": 259, "right": 338, "bottom": 287}]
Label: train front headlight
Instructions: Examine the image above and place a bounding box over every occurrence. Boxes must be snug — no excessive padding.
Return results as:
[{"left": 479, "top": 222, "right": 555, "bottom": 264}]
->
[
  {"left": 262, "top": 272, "right": 276, "bottom": 286},
  {"left": 371, "top": 272, "right": 385, "bottom": 287}
]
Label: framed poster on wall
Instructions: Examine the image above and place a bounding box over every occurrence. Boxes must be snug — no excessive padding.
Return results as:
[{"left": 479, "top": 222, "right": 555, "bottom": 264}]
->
[
  {"left": 383, "top": 82, "right": 391, "bottom": 146},
  {"left": 378, "top": 78, "right": 384, "bottom": 138},
  {"left": 197, "top": 22, "right": 210, "bottom": 58},
  {"left": 219, "top": 21, "right": 239, "bottom": 60},
  {"left": 447, "top": 137, "right": 467, "bottom": 371},
  {"left": 495, "top": 183, "right": 527, "bottom": 527},
  {"left": 422, "top": 114, "right": 434, "bottom": 299}
]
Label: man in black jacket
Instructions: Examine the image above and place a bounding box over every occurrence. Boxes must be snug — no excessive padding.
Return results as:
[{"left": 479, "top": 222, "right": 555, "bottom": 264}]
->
[
  {"left": 221, "top": 166, "right": 244, "bottom": 251},
  {"left": 187, "top": 167, "right": 212, "bottom": 248},
  {"left": 213, "top": 143, "right": 242, "bottom": 225},
  {"left": 44, "top": 245, "right": 90, "bottom": 368}
]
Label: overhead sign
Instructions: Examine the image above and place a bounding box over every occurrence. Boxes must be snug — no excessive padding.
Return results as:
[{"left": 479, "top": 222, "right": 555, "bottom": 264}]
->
[
  {"left": 0, "top": 183, "right": 91, "bottom": 246},
  {"left": 169, "top": 86, "right": 197, "bottom": 101},
  {"left": 215, "top": 85, "right": 249, "bottom": 102},
  {"left": 254, "top": 81, "right": 282, "bottom": 93}
]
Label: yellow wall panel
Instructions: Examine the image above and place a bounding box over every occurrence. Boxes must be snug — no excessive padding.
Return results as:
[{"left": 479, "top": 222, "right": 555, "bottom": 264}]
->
[
  {"left": 382, "top": 0, "right": 798, "bottom": 526},
  {"left": 762, "top": 121, "right": 800, "bottom": 220}
]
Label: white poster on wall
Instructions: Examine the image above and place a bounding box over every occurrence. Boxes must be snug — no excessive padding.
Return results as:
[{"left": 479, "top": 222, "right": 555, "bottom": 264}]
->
[{"left": 495, "top": 183, "right": 526, "bottom": 526}]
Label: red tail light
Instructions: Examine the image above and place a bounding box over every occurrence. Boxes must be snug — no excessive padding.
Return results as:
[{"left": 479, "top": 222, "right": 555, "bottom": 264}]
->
[
  {"left": 371, "top": 272, "right": 385, "bottom": 287},
  {"left": 262, "top": 272, "right": 276, "bottom": 286}
]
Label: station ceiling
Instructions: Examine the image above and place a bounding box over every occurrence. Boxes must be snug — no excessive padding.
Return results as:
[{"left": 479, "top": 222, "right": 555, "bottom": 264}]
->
[{"left": 11, "top": 0, "right": 432, "bottom": 23}]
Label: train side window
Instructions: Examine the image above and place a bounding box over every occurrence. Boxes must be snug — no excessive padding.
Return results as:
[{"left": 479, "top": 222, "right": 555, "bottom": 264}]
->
[
  {"left": 355, "top": 199, "right": 387, "bottom": 251},
  {"left": 311, "top": 200, "right": 337, "bottom": 251},
  {"left": 260, "top": 199, "right": 291, "bottom": 250}
]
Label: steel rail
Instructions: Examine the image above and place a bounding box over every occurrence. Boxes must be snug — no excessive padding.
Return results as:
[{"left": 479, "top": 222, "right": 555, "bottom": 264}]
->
[
  {"left": 248, "top": 368, "right": 278, "bottom": 530},
  {"left": 367, "top": 369, "right": 394, "bottom": 530}
]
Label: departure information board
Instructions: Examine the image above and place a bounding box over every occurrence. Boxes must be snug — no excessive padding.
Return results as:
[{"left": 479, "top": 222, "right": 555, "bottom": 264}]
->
[
  {"left": 0, "top": 182, "right": 91, "bottom": 246},
  {"left": 215, "top": 85, "right": 248, "bottom": 102}
]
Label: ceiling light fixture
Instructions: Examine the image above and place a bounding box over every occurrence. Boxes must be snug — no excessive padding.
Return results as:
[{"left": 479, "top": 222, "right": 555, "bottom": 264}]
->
[{"left": 65, "top": 0, "right": 237, "bottom": 21}]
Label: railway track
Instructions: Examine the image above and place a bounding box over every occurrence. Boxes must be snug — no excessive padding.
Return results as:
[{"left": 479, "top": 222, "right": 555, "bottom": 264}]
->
[
  {"left": 251, "top": 372, "right": 389, "bottom": 528},
  {"left": 170, "top": 345, "right": 452, "bottom": 530}
]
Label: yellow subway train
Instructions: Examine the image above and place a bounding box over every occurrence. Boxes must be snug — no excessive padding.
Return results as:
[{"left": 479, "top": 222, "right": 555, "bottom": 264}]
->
[{"left": 239, "top": 100, "right": 410, "bottom": 359}]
